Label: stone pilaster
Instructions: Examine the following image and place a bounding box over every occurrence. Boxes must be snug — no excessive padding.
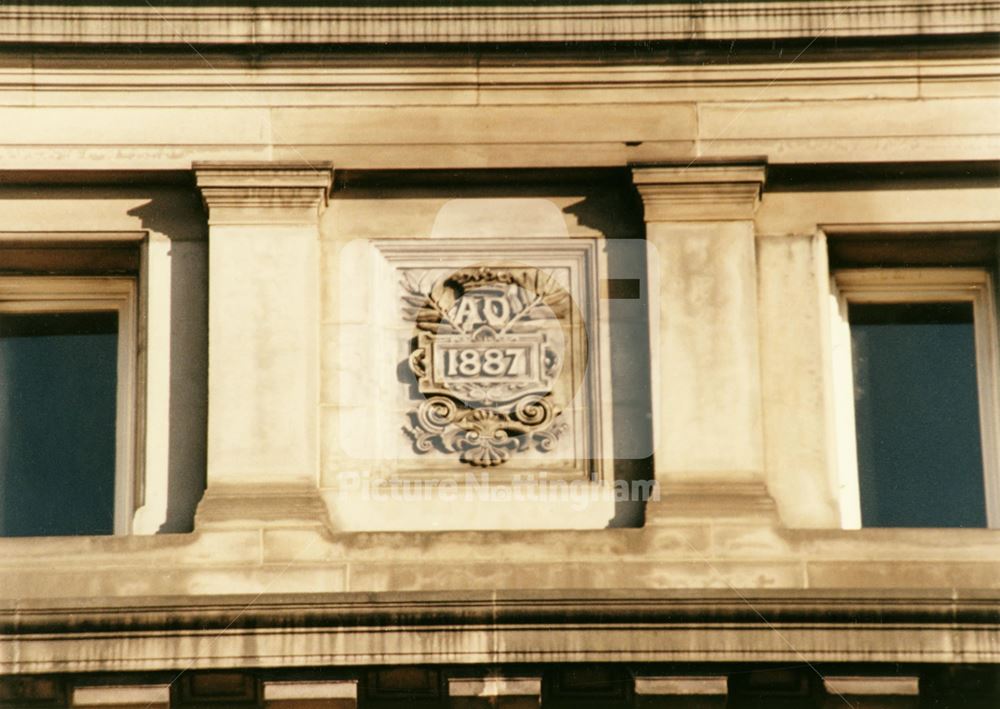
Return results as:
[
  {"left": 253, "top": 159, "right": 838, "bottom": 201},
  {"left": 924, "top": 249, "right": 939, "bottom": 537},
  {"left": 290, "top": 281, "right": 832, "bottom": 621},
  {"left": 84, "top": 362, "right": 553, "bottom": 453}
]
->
[
  {"left": 632, "top": 162, "right": 775, "bottom": 523},
  {"left": 193, "top": 162, "right": 333, "bottom": 530}
]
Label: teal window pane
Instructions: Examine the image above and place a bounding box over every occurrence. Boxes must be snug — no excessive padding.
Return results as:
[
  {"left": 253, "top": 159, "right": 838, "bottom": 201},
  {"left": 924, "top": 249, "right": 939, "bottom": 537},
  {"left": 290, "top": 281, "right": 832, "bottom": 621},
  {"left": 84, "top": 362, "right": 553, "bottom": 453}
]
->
[
  {"left": 0, "top": 312, "right": 118, "bottom": 536},
  {"left": 850, "top": 302, "right": 987, "bottom": 528}
]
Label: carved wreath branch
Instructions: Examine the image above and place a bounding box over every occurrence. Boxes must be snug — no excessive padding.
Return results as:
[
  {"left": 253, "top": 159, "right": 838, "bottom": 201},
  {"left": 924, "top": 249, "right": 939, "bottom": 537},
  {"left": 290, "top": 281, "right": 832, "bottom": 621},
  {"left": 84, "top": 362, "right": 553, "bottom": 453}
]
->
[{"left": 400, "top": 268, "right": 570, "bottom": 336}]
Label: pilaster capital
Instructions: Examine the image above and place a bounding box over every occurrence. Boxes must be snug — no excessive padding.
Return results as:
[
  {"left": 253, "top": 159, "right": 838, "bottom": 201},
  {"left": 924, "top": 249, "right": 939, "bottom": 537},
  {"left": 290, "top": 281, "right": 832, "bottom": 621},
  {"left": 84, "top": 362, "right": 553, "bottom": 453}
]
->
[
  {"left": 194, "top": 161, "right": 334, "bottom": 225},
  {"left": 631, "top": 161, "right": 766, "bottom": 222}
]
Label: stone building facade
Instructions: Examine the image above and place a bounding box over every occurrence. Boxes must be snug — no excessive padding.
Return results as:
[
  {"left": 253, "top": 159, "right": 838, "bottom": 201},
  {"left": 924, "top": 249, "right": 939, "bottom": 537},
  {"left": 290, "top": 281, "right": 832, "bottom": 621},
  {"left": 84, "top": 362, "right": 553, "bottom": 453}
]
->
[{"left": 0, "top": 1, "right": 999, "bottom": 707}]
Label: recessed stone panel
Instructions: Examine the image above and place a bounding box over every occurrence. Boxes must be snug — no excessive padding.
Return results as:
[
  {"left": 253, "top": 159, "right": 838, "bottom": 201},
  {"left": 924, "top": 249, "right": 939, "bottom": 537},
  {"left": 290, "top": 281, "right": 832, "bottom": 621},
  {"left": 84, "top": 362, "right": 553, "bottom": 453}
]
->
[{"left": 324, "top": 236, "right": 615, "bottom": 529}]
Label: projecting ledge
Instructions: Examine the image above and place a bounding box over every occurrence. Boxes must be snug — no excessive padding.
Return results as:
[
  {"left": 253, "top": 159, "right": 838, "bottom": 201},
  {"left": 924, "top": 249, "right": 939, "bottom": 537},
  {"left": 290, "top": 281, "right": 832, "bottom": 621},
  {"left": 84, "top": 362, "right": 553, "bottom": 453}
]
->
[
  {"left": 2, "top": 589, "right": 999, "bottom": 674},
  {"left": 194, "top": 161, "right": 334, "bottom": 225},
  {"left": 632, "top": 161, "right": 767, "bottom": 221}
]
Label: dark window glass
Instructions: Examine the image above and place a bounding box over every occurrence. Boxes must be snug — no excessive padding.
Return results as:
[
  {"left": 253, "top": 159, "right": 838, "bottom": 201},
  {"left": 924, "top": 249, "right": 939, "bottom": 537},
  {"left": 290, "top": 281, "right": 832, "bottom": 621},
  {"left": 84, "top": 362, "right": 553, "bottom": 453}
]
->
[
  {"left": 850, "top": 302, "right": 987, "bottom": 527},
  {"left": 0, "top": 311, "right": 118, "bottom": 536}
]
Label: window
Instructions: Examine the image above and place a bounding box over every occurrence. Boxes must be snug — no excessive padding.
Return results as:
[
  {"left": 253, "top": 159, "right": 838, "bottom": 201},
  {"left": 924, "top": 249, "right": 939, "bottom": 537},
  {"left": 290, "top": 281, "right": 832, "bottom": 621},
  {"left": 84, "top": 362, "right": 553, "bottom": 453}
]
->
[
  {"left": 831, "top": 269, "right": 1000, "bottom": 528},
  {"left": 0, "top": 275, "right": 138, "bottom": 537}
]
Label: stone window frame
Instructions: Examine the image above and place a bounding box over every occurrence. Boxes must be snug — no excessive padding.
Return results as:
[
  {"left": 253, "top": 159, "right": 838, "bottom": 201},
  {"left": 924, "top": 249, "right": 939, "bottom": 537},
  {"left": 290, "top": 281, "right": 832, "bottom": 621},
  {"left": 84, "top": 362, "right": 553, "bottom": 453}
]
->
[
  {"left": 828, "top": 267, "right": 1000, "bottom": 530},
  {"left": 0, "top": 234, "right": 144, "bottom": 536}
]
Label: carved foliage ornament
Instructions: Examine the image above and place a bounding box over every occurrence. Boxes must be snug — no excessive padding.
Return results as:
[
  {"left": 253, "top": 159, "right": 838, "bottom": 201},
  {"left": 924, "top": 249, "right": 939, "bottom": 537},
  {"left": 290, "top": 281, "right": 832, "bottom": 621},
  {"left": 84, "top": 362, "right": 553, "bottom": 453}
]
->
[{"left": 401, "top": 266, "right": 573, "bottom": 467}]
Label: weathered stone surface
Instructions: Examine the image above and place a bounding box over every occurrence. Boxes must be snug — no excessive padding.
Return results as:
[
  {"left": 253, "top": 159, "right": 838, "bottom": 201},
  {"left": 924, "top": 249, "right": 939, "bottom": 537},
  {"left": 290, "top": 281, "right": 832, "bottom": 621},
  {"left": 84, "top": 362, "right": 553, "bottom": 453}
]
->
[
  {"left": 807, "top": 562, "right": 1000, "bottom": 589},
  {"left": 2, "top": 2, "right": 995, "bottom": 45},
  {"left": 756, "top": 234, "right": 841, "bottom": 529},
  {"left": 1, "top": 0, "right": 999, "bottom": 685}
]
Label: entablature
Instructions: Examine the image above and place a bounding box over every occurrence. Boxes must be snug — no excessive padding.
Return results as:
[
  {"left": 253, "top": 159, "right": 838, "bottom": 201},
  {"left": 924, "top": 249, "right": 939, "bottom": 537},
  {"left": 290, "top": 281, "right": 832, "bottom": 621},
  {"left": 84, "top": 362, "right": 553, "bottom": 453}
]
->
[{"left": 0, "top": 1, "right": 996, "bottom": 46}]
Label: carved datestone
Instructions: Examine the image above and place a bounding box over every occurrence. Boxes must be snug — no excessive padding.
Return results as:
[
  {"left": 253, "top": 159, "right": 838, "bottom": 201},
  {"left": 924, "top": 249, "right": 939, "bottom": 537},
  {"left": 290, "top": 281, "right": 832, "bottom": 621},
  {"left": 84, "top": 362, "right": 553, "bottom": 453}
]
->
[
  {"left": 401, "top": 267, "right": 574, "bottom": 466},
  {"left": 356, "top": 238, "right": 607, "bottom": 484}
]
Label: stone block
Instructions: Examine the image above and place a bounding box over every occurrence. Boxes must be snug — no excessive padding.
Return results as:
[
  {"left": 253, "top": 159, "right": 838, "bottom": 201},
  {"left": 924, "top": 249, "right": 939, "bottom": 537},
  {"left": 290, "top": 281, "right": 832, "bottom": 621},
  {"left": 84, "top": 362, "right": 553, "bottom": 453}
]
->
[
  {"left": 449, "top": 676, "right": 541, "bottom": 709},
  {"left": 806, "top": 561, "right": 1000, "bottom": 589},
  {"left": 263, "top": 680, "right": 357, "bottom": 709},
  {"left": 271, "top": 104, "right": 697, "bottom": 148},
  {"left": 72, "top": 684, "right": 170, "bottom": 708},
  {"left": 709, "top": 526, "right": 798, "bottom": 559}
]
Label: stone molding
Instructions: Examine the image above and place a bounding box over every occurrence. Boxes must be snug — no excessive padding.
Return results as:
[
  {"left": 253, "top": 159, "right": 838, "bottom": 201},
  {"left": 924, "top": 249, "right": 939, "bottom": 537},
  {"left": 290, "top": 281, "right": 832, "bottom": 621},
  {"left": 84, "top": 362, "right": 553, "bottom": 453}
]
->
[
  {"left": 645, "top": 481, "right": 779, "bottom": 525},
  {"left": 632, "top": 162, "right": 767, "bottom": 222},
  {"left": 4, "top": 590, "right": 999, "bottom": 673},
  {"left": 0, "top": 2, "right": 995, "bottom": 45},
  {"left": 194, "top": 487, "right": 333, "bottom": 531},
  {"left": 194, "top": 162, "right": 334, "bottom": 225}
]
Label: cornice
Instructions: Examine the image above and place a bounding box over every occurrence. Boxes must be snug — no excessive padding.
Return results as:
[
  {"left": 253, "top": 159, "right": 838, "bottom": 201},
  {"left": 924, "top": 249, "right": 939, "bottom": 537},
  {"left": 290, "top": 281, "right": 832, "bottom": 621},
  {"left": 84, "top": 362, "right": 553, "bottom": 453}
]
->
[
  {"left": 0, "top": 1, "right": 996, "bottom": 46},
  {"left": 5, "top": 589, "right": 1000, "bottom": 633},
  {"left": 2, "top": 589, "right": 998, "bottom": 672},
  {"left": 194, "top": 162, "right": 334, "bottom": 225},
  {"left": 11, "top": 57, "right": 996, "bottom": 93},
  {"left": 632, "top": 162, "right": 767, "bottom": 221}
]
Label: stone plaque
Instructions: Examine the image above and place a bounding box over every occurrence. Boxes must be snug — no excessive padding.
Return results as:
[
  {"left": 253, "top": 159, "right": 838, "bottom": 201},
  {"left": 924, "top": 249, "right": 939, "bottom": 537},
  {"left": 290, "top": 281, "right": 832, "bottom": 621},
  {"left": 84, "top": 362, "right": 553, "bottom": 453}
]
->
[
  {"left": 338, "top": 238, "right": 609, "bottom": 485},
  {"left": 400, "top": 266, "right": 573, "bottom": 466}
]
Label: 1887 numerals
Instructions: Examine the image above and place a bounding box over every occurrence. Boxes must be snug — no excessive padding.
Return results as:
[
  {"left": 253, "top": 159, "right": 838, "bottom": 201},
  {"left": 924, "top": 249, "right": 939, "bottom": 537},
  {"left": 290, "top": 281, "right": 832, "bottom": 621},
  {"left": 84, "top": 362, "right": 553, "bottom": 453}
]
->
[{"left": 443, "top": 347, "right": 527, "bottom": 377}]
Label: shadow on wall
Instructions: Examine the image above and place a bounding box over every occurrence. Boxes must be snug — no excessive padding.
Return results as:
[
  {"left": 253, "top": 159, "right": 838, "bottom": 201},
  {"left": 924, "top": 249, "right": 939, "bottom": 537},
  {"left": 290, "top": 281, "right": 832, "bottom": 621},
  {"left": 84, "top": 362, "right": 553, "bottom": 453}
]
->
[
  {"left": 128, "top": 191, "right": 208, "bottom": 533},
  {"left": 564, "top": 189, "right": 653, "bottom": 528}
]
